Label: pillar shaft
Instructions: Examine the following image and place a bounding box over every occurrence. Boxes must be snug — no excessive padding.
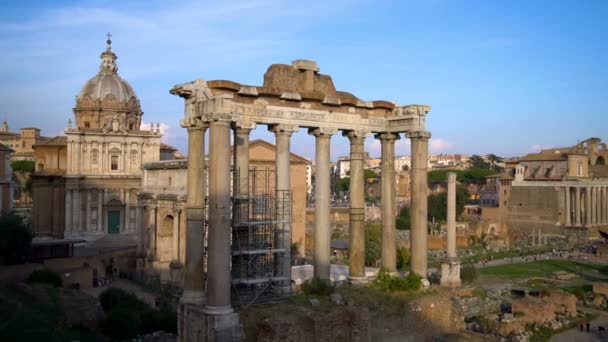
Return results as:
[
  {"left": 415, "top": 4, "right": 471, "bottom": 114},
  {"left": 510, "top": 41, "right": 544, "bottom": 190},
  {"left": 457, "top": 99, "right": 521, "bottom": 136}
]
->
[
  {"left": 85, "top": 190, "right": 91, "bottom": 232},
  {"left": 585, "top": 187, "right": 591, "bottom": 227},
  {"left": 206, "top": 120, "right": 233, "bottom": 312},
  {"left": 575, "top": 187, "right": 581, "bottom": 226},
  {"left": 270, "top": 125, "right": 296, "bottom": 281},
  {"left": 73, "top": 190, "right": 80, "bottom": 232},
  {"left": 181, "top": 125, "right": 207, "bottom": 304},
  {"left": 310, "top": 128, "right": 334, "bottom": 280},
  {"left": 233, "top": 126, "right": 252, "bottom": 224},
  {"left": 447, "top": 172, "right": 457, "bottom": 258},
  {"left": 378, "top": 132, "right": 399, "bottom": 272},
  {"left": 603, "top": 187, "right": 607, "bottom": 225},
  {"left": 65, "top": 190, "right": 72, "bottom": 234},
  {"left": 345, "top": 131, "right": 366, "bottom": 278},
  {"left": 564, "top": 187, "right": 571, "bottom": 226},
  {"left": 409, "top": 131, "right": 431, "bottom": 278}
]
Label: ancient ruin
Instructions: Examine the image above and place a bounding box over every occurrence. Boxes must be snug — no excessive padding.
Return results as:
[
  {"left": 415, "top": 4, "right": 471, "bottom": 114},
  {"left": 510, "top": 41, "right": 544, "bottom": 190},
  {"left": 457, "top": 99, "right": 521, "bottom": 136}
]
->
[{"left": 171, "top": 59, "right": 431, "bottom": 340}]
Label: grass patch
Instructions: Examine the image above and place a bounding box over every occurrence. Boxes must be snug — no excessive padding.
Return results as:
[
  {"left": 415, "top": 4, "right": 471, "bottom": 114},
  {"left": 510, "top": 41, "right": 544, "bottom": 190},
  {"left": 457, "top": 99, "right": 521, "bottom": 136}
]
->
[
  {"left": 479, "top": 260, "right": 608, "bottom": 281},
  {"left": 517, "top": 278, "right": 559, "bottom": 289}
]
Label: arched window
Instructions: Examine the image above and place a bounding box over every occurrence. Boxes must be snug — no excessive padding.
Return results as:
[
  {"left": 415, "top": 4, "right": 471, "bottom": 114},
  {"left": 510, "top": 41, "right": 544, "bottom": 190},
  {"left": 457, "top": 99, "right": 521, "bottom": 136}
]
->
[{"left": 596, "top": 156, "right": 606, "bottom": 165}]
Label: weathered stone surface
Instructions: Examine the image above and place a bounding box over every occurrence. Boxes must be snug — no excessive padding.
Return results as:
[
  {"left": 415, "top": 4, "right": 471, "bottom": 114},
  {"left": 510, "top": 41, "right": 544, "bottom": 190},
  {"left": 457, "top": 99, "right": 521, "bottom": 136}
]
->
[
  {"left": 542, "top": 289, "right": 577, "bottom": 317},
  {"left": 593, "top": 282, "right": 608, "bottom": 296},
  {"left": 409, "top": 295, "right": 466, "bottom": 333},
  {"left": 453, "top": 296, "right": 501, "bottom": 320},
  {"left": 511, "top": 298, "right": 556, "bottom": 324},
  {"left": 255, "top": 307, "right": 370, "bottom": 342}
]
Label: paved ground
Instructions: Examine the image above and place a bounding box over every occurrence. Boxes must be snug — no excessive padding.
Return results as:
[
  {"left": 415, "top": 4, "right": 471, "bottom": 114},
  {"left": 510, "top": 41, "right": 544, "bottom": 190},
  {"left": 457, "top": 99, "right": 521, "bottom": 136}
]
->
[
  {"left": 82, "top": 279, "right": 157, "bottom": 308},
  {"left": 550, "top": 309, "right": 608, "bottom": 342}
]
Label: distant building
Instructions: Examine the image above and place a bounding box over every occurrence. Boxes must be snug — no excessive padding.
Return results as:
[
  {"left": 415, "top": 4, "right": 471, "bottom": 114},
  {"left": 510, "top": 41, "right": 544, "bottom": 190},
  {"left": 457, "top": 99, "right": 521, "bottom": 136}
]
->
[
  {"left": 507, "top": 137, "right": 608, "bottom": 238},
  {"left": 0, "top": 122, "right": 49, "bottom": 161},
  {"left": 0, "top": 143, "right": 14, "bottom": 213}
]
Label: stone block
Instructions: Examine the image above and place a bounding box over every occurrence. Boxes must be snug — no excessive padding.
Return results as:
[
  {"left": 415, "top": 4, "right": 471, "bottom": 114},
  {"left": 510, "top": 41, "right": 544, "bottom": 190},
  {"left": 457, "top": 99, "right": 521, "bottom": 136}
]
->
[
  {"left": 593, "top": 282, "right": 608, "bottom": 296},
  {"left": 543, "top": 289, "right": 577, "bottom": 317},
  {"left": 440, "top": 262, "right": 462, "bottom": 288},
  {"left": 511, "top": 298, "right": 555, "bottom": 324}
]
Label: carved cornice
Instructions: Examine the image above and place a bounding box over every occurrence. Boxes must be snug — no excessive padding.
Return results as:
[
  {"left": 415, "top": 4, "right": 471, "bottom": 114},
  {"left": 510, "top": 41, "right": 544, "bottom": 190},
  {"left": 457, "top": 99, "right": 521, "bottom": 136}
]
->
[
  {"left": 268, "top": 124, "right": 299, "bottom": 135},
  {"left": 343, "top": 129, "right": 370, "bottom": 142},
  {"left": 308, "top": 127, "right": 337, "bottom": 138},
  {"left": 375, "top": 132, "right": 400, "bottom": 142},
  {"left": 408, "top": 131, "right": 431, "bottom": 140}
]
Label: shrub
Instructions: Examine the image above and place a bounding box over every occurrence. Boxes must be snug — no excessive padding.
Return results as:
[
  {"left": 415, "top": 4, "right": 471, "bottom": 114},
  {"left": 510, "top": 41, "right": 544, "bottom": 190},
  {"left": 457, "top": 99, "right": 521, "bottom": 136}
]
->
[
  {"left": 396, "top": 247, "right": 410, "bottom": 271},
  {"left": 364, "top": 224, "right": 381, "bottom": 266},
  {"left": 140, "top": 308, "right": 177, "bottom": 334},
  {"left": 301, "top": 277, "right": 333, "bottom": 296},
  {"left": 99, "top": 288, "right": 148, "bottom": 313},
  {"left": 11, "top": 160, "right": 35, "bottom": 173},
  {"left": 26, "top": 269, "right": 62, "bottom": 287},
  {"left": 460, "top": 263, "right": 479, "bottom": 284},
  {"left": 373, "top": 268, "right": 421, "bottom": 291},
  {"left": 100, "top": 308, "right": 141, "bottom": 341}
]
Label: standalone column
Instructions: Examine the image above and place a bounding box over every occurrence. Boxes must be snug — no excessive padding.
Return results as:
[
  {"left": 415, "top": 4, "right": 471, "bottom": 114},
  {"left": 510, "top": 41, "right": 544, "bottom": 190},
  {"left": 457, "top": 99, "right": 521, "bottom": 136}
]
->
[
  {"left": 205, "top": 119, "right": 233, "bottom": 314},
  {"left": 575, "top": 187, "right": 581, "bottom": 226},
  {"left": 565, "top": 187, "right": 571, "bottom": 226},
  {"left": 270, "top": 124, "right": 297, "bottom": 282},
  {"left": 65, "top": 190, "right": 72, "bottom": 235},
  {"left": 309, "top": 128, "right": 334, "bottom": 281},
  {"left": 85, "top": 190, "right": 91, "bottom": 232},
  {"left": 377, "top": 132, "right": 399, "bottom": 272},
  {"left": 410, "top": 131, "right": 431, "bottom": 278},
  {"left": 97, "top": 190, "right": 103, "bottom": 232},
  {"left": 585, "top": 187, "right": 591, "bottom": 227},
  {"left": 181, "top": 124, "right": 207, "bottom": 305},
  {"left": 345, "top": 130, "right": 367, "bottom": 279},
  {"left": 600, "top": 187, "right": 607, "bottom": 224},
  {"left": 447, "top": 172, "right": 456, "bottom": 258},
  {"left": 233, "top": 124, "right": 253, "bottom": 223}
]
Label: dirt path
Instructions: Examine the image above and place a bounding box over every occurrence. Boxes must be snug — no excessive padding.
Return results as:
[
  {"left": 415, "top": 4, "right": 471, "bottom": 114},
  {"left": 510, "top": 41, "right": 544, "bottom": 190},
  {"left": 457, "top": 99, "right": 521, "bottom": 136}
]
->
[{"left": 550, "top": 309, "right": 608, "bottom": 342}]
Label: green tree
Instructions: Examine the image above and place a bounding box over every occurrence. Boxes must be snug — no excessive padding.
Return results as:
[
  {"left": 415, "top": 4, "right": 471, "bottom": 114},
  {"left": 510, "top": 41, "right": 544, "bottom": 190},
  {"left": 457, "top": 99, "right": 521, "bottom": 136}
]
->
[
  {"left": 428, "top": 169, "right": 464, "bottom": 184},
  {"left": 461, "top": 168, "right": 495, "bottom": 185},
  {"left": 0, "top": 213, "right": 32, "bottom": 264},
  {"left": 11, "top": 160, "right": 35, "bottom": 173},
  {"left": 427, "top": 185, "right": 469, "bottom": 221},
  {"left": 468, "top": 155, "right": 491, "bottom": 170},
  {"left": 335, "top": 177, "right": 350, "bottom": 191},
  {"left": 395, "top": 205, "right": 411, "bottom": 230},
  {"left": 364, "top": 169, "right": 378, "bottom": 181},
  {"left": 364, "top": 223, "right": 382, "bottom": 266},
  {"left": 486, "top": 154, "right": 505, "bottom": 172}
]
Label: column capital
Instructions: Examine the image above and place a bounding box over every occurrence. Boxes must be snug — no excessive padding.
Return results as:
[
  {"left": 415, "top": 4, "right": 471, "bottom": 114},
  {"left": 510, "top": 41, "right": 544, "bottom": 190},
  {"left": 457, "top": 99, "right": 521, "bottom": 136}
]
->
[
  {"left": 308, "top": 127, "right": 337, "bottom": 138},
  {"left": 375, "top": 132, "right": 400, "bottom": 142},
  {"left": 181, "top": 117, "right": 208, "bottom": 131},
  {"left": 232, "top": 120, "right": 256, "bottom": 132},
  {"left": 269, "top": 124, "right": 299, "bottom": 135},
  {"left": 343, "top": 130, "right": 370, "bottom": 142},
  {"left": 447, "top": 172, "right": 457, "bottom": 182},
  {"left": 408, "top": 131, "right": 431, "bottom": 140}
]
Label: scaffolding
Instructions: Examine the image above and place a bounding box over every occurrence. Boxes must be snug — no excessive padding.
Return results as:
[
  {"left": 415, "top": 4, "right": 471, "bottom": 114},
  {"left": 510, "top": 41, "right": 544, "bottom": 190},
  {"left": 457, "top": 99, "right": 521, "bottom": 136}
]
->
[{"left": 231, "top": 168, "right": 292, "bottom": 307}]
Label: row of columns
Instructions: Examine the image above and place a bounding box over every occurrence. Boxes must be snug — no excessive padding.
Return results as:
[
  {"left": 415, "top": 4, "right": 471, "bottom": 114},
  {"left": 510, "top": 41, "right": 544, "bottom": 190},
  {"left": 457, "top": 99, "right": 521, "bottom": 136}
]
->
[
  {"left": 180, "top": 117, "right": 431, "bottom": 315},
  {"left": 564, "top": 186, "right": 608, "bottom": 227}
]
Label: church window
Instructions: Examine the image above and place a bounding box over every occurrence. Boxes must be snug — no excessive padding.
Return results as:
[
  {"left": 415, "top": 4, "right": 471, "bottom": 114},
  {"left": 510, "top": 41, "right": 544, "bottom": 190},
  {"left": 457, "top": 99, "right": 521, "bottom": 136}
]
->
[
  {"left": 577, "top": 162, "right": 583, "bottom": 176},
  {"left": 38, "top": 163, "right": 44, "bottom": 171},
  {"left": 111, "top": 155, "right": 118, "bottom": 170}
]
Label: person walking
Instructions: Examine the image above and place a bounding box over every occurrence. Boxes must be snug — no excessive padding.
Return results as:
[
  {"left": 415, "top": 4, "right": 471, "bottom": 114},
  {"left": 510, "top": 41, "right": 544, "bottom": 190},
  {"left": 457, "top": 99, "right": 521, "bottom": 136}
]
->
[
  {"left": 586, "top": 321, "right": 590, "bottom": 332},
  {"left": 579, "top": 320, "right": 584, "bottom": 332}
]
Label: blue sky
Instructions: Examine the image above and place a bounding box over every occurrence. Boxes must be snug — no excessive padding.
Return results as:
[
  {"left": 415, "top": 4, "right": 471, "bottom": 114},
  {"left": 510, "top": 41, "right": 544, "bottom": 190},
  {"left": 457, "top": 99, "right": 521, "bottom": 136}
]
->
[{"left": 1, "top": 0, "right": 607, "bottom": 160}]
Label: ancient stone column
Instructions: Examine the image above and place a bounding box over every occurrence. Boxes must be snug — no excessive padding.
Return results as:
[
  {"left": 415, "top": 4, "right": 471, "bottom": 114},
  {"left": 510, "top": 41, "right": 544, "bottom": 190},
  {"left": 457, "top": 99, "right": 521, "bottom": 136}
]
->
[
  {"left": 309, "top": 128, "right": 335, "bottom": 281},
  {"left": 270, "top": 124, "right": 297, "bottom": 282},
  {"left": 447, "top": 172, "right": 457, "bottom": 258},
  {"left": 65, "top": 189, "right": 72, "bottom": 235},
  {"left": 233, "top": 124, "right": 253, "bottom": 223},
  {"left": 586, "top": 187, "right": 592, "bottom": 227},
  {"left": 409, "top": 131, "right": 431, "bottom": 278},
  {"left": 181, "top": 124, "right": 207, "bottom": 305},
  {"left": 575, "top": 187, "right": 581, "bottom": 226},
  {"left": 377, "top": 132, "right": 399, "bottom": 272},
  {"left": 564, "top": 187, "right": 571, "bottom": 226},
  {"left": 205, "top": 118, "right": 233, "bottom": 314},
  {"left": 173, "top": 210, "right": 181, "bottom": 262},
  {"left": 345, "top": 130, "right": 367, "bottom": 280}
]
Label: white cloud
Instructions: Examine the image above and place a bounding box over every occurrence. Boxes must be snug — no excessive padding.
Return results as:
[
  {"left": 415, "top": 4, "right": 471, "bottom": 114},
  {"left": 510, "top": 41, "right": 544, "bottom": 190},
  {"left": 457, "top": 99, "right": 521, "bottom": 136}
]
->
[{"left": 429, "top": 138, "right": 453, "bottom": 153}]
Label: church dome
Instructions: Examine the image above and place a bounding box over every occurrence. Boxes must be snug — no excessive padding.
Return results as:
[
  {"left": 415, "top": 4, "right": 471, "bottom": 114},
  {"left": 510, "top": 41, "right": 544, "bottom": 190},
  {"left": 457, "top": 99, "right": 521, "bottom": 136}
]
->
[
  {"left": 73, "top": 35, "right": 143, "bottom": 131},
  {"left": 77, "top": 38, "right": 137, "bottom": 103}
]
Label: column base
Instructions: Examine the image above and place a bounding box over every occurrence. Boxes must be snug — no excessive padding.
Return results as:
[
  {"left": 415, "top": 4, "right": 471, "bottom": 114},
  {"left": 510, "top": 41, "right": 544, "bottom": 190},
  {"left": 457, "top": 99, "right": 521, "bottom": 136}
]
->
[
  {"left": 178, "top": 303, "right": 242, "bottom": 342},
  {"left": 440, "top": 261, "right": 462, "bottom": 288},
  {"left": 203, "top": 305, "right": 234, "bottom": 315},
  {"left": 347, "top": 276, "right": 368, "bottom": 285},
  {"left": 180, "top": 290, "right": 206, "bottom": 306}
]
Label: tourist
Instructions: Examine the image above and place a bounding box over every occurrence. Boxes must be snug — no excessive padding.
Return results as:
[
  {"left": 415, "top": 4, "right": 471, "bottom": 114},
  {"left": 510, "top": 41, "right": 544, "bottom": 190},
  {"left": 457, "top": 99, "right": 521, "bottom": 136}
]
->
[
  {"left": 580, "top": 321, "right": 584, "bottom": 332},
  {"left": 586, "top": 321, "right": 590, "bottom": 332}
]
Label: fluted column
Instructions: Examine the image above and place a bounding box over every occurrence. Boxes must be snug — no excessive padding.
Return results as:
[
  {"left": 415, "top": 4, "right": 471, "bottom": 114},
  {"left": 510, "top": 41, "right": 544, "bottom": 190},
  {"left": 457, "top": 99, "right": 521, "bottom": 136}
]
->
[
  {"left": 564, "top": 187, "right": 571, "bottom": 226},
  {"left": 575, "top": 187, "right": 581, "bottom": 226},
  {"left": 270, "top": 124, "right": 297, "bottom": 281},
  {"left": 344, "top": 130, "right": 367, "bottom": 279},
  {"left": 205, "top": 119, "right": 233, "bottom": 314},
  {"left": 409, "top": 131, "right": 431, "bottom": 278},
  {"left": 181, "top": 123, "right": 207, "bottom": 305},
  {"left": 65, "top": 189, "right": 72, "bottom": 235},
  {"left": 585, "top": 187, "right": 591, "bottom": 227},
  {"left": 377, "top": 132, "right": 399, "bottom": 272},
  {"left": 85, "top": 190, "right": 91, "bottom": 232},
  {"left": 447, "top": 172, "right": 457, "bottom": 258},
  {"left": 309, "top": 128, "right": 335, "bottom": 280}
]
